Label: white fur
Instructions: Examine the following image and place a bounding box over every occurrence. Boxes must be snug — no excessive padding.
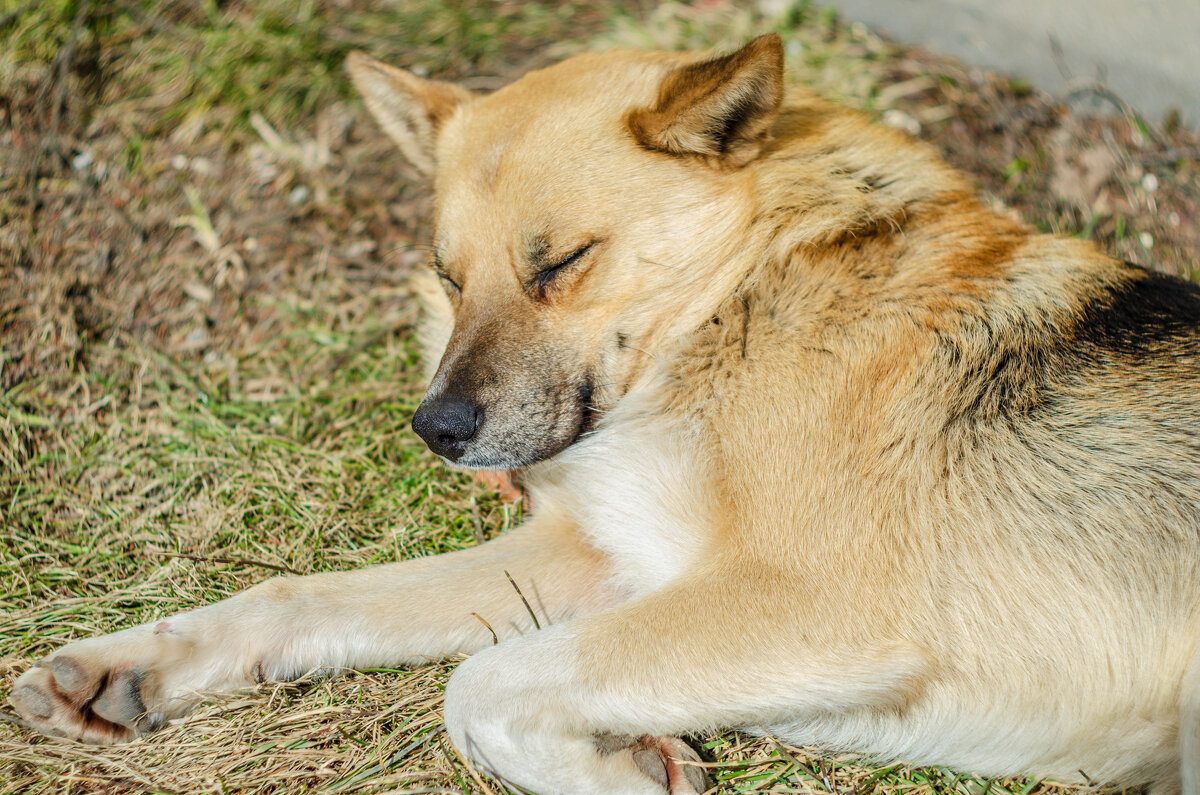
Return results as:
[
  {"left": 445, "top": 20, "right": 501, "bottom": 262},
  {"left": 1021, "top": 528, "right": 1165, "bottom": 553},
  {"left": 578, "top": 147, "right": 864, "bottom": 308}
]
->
[{"left": 527, "top": 387, "right": 714, "bottom": 599}]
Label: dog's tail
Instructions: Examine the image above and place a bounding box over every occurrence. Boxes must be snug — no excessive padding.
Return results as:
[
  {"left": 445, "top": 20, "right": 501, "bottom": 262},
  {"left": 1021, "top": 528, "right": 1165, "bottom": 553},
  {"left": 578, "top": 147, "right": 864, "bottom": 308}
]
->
[{"left": 1178, "top": 642, "right": 1200, "bottom": 795}]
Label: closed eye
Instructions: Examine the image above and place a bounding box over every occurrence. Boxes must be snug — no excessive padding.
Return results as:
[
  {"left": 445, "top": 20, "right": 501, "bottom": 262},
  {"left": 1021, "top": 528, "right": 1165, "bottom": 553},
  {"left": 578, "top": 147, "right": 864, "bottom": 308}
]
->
[
  {"left": 431, "top": 252, "right": 461, "bottom": 294},
  {"left": 535, "top": 241, "right": 595, "bottom": 291}
]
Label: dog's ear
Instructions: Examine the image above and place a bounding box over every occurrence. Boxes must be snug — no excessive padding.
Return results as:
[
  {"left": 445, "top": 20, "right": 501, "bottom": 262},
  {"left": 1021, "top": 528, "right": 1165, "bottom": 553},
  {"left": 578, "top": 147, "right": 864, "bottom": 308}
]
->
[
  {"left": 627, "top": 34, "right": 784, "bottom": 168},
  {"left": 345, "top": 51, "right": 473, "bottom": 177}
]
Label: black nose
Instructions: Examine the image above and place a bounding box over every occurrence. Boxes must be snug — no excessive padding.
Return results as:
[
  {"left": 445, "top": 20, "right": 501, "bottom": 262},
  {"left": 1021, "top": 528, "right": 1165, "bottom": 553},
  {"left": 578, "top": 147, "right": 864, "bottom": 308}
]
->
[{"left": 412, "top": 395, "right": 481, "bottom": 461}]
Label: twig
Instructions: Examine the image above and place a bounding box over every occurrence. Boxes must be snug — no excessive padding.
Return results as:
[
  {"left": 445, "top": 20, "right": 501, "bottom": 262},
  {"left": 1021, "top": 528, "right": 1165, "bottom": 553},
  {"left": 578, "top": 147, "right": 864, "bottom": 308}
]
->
[
  {"left": 504, "top": 570, "right": 540, "bottom": 630},
  {"left": 25, "top": 0, "right": 90, "bottom": 240},
  {"left": 1047, "top": 33, "right": 1072, "bottom": 82},
  {"left": 763, "top": 733, "right": 808, "bottom": 771},
  {"left": 50, "top": 0, "right": 90, "bottom": 134},
  {"left": 154, "top": 550, "right": 301, "bottom": 575},
  {"left": 471, "top": 612, "right": 499, "bottom": 645},
  {"left": 1063, "top": 82, "right": 1167, "bottom": 148}
]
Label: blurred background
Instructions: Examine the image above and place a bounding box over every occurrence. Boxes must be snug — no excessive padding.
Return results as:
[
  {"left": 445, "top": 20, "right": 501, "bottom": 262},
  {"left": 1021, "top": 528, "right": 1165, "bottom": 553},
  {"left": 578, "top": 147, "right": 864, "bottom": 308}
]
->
[
  {"left": 815, "top": 0, "right": 1200, "bottom": 126},
  {"left": 1, "top": 2, "right": 1197, "bottom": 793}
]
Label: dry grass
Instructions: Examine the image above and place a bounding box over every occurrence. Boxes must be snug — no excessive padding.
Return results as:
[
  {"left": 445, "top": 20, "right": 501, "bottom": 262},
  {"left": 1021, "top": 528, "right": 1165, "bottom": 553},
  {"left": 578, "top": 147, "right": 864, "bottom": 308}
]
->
[{"left": 1, "top": 0, "right": 1195, "bottom": 792}]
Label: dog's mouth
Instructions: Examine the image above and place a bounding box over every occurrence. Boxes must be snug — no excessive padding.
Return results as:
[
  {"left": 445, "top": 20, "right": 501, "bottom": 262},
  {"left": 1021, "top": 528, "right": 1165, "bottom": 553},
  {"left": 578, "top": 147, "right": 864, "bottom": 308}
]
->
[
  {"left": 547, "top": 375, "right": 597, "bottom": 457},
  {"left": 497, "top": 373, "right": 597, "bottom": 469}
]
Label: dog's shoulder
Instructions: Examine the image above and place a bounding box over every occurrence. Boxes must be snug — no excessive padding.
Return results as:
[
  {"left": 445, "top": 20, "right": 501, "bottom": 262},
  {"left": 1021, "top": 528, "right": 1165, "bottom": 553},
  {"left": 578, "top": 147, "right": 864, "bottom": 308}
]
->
[{"left": 653, "top": 92, "right": 1200, "bottom": 455}]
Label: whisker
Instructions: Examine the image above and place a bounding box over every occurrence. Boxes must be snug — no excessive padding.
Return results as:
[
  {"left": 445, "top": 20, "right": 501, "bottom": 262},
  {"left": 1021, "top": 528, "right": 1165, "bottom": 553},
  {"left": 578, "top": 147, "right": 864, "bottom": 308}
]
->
[
  {"left": 386, "top": 242, "right": 435, "bottom": 257},
  {"left": 623, "top": 345, "right": 658, "bottom": 360},
  {"left": 637, "top": 255, "right": 682, "bottom": 270}
]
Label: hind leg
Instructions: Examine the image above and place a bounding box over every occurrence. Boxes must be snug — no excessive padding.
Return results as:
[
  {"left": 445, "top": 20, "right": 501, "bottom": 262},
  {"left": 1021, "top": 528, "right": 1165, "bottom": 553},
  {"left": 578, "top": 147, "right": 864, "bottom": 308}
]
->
[{"left": 444, "top": 574, "right": 927, "bottom": 794}]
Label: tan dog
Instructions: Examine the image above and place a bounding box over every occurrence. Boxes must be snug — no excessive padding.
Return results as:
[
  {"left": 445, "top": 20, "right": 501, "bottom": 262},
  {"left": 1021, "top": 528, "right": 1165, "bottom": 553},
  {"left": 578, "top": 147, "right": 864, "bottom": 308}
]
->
[{"left": 12, "top": 34, "right": 1200, "bottom": 794}]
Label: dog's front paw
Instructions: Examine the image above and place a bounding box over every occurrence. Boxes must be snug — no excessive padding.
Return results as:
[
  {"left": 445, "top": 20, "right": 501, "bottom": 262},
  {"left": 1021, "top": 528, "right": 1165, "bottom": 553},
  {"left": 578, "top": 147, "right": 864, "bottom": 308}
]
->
[
  {"left": 10, "top": 617, "right": 240, "bottom": 743},
  {"left": 12, "top": 654, "right": 153, "bottom": 742}
]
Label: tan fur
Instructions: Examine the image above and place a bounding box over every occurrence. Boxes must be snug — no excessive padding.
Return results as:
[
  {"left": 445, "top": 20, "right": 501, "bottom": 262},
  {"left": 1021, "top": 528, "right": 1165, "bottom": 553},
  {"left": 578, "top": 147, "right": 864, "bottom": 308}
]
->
[{"left": 13, "top": 35, "right": 1200, "bottom": 794}]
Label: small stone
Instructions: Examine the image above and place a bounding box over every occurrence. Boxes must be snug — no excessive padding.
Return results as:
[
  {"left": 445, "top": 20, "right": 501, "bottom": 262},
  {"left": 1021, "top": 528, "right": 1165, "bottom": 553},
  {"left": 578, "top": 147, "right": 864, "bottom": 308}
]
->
[{"left": 184, "top": 282, "right": 214, "bottom": 303}]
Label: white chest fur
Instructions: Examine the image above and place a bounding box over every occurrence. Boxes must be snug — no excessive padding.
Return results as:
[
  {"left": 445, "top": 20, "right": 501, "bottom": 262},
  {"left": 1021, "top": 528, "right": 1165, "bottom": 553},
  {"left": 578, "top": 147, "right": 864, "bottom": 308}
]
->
[{"left": 525, "top": 405, "right": 715, "bottom": 599}]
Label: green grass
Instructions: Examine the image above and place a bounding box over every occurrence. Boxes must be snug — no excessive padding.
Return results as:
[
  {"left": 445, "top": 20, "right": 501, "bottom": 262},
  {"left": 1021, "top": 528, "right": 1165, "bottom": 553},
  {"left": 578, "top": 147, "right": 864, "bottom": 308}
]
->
[
  {"left": 1, "top": 0, "right": 612, "bottom": 137},
  {"left": 1, "top": 0, "right": 1191, "bottom": 792}
]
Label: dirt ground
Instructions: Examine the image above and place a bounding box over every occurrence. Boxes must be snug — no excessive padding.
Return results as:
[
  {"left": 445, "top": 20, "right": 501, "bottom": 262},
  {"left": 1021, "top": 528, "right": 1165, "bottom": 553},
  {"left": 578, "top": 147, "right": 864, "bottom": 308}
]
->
[{"left": 1, "top": 1, "right": 1197, "bottom": 793}]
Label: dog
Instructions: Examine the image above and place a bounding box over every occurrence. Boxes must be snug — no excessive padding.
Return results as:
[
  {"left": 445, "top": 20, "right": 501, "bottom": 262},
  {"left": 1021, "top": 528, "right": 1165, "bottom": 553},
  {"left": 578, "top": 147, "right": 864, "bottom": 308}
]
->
[{"left": 11, "top": 33, "right": 1200, "bottom": 794}]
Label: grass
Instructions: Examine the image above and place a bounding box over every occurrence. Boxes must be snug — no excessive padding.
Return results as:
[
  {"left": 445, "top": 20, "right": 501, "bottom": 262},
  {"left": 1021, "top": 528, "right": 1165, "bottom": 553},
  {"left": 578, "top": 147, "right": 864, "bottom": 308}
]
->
[
  {"left": 1, "top": 0, "right": 1196, "bottom": 792},
  {"left": 0, "top": 0, "right": 611, "bottom": 137}
]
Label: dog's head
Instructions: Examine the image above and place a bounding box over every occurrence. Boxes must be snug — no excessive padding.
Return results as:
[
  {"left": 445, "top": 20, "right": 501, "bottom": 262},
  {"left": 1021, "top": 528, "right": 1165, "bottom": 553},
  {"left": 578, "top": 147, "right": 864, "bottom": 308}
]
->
[{"left": 347, "top": 35, "right": 783, "bottom": 469}]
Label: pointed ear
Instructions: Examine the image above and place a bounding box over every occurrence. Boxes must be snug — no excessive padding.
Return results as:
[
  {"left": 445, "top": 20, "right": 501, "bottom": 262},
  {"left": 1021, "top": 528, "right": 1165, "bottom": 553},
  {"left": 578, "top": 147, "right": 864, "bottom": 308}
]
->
[
  {"left": 627, "top": 34, "right": 784, "bottom": 168},
  {"left": 345, "top": 51, "right": 473, "bottom": 177}
]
